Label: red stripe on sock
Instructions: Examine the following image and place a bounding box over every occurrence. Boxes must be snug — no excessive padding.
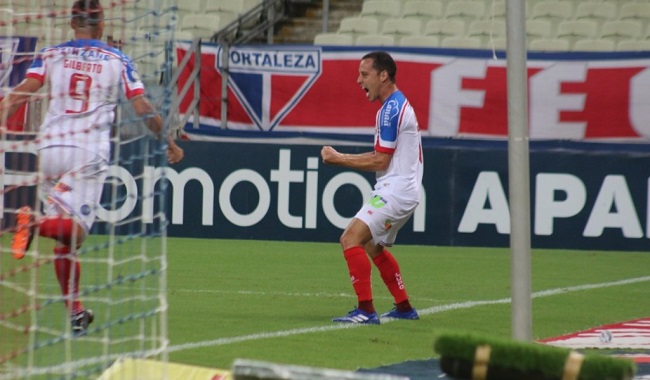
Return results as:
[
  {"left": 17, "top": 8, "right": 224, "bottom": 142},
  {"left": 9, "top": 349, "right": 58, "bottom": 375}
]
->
[{"left": 373, "top": 249, "right": 410, "bottom": 305}]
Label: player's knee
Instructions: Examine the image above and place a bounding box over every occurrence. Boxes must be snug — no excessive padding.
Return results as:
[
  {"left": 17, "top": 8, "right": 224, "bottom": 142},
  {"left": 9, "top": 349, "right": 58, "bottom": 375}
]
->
[
  {"left": 339, "top": 232, "right": 360, "bottom": 251},
  {"left": 338, "top": 233, "right": 348, "bottom": 249}
]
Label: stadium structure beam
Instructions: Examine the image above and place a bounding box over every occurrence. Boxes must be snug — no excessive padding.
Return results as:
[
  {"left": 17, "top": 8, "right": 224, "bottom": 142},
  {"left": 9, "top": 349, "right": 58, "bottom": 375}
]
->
[
  {"left": 506, "top": 0, "right": 532, "bottom": 341},
  {"left": 322, "top": 0, "right": 330, "bottom": 33}
]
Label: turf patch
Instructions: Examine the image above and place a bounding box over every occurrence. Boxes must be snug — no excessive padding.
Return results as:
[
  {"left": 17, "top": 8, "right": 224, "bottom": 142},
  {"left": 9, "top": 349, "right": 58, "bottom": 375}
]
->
[{"left": 434, "top": 332, "right": 635, "bottom": 380}]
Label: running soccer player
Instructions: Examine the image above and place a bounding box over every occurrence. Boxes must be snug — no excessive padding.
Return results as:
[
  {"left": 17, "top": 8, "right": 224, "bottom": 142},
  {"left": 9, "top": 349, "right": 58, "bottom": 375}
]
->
[
  {"left": 0, "top": 0, "right": 184, "bottom": 336},
  {"left": 321, "top": 51, "right": 423, "bottom": 324}
]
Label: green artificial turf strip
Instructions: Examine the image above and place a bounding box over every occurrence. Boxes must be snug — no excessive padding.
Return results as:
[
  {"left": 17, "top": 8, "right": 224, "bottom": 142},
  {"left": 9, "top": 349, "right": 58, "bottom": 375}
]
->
[{"left": 434, "top": 332, "right": 636, "bottom": 380}]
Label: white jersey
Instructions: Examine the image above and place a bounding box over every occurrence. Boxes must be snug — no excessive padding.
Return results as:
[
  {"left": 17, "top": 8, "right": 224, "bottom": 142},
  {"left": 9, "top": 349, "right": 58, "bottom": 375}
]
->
[
  {"left": 373, "top": 90, "right": 423, "bottom": 204},
  {"left": 26, "top": 39, "right": 145, "bottom": 160}
]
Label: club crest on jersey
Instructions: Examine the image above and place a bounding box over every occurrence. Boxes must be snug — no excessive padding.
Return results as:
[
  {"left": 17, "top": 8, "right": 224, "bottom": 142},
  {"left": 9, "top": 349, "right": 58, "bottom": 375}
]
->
[
  {"left": 80, "top": 204, "right": 91, "bottom": 216},
  {"left": 126, "top": 61, "right": 140, "bottom": 83},
  {"left": 216, "top": 46, "right": 322, "bottom": 131}
]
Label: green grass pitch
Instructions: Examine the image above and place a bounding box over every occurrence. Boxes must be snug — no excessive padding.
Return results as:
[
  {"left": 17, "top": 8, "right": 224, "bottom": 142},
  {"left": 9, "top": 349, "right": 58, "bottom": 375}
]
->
[
  {"left": 2, "top": 237, "right": 648, "bottom": 376},
  {"left": 164, "top": 238, "right": 650, "bottom": 372}
]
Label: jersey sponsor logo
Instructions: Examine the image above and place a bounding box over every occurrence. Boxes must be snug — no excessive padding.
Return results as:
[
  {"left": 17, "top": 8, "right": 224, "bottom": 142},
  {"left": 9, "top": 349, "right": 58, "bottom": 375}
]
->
[
  {"left": 62, "top": 46, "right": 112, "bottom": 61},
  {"left": 381, "top": 99, "right": 399, "bottom": 128},
  {"left": 216, "top": 46, "right": 322, "bottom": 131},
  {"left": 369, "top": 195, "right": 387, "bottom": 208}
]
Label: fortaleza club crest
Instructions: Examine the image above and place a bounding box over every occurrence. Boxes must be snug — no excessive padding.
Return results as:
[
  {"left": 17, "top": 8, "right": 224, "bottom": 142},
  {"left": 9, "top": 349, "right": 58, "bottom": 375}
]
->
[{"left": 216, "top": 46, "right": 322, "bottom": 131}]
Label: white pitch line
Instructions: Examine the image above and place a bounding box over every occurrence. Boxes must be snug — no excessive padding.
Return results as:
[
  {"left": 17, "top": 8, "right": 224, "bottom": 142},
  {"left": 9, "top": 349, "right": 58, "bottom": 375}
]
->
[
  {"left": 173, "top": 289, "right": 357, "bottom": 297},
  {"left": 169, "top": 288, "right": 450, "bottom": 303},
  {"left": 168, "top": 275, "right": 650, "bottom": 354}
]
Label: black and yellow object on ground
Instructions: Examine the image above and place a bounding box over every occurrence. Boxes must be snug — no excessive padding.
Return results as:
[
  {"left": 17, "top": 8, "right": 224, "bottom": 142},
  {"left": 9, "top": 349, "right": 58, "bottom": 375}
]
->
[{"left": 434, "top": 332, "right": 636, "bottom": 380}]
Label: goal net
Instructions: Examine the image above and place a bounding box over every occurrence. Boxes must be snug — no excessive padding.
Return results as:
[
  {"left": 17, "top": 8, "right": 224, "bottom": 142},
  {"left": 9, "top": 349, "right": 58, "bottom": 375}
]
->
[{"left": 0, "top": 0, "right": 179, "bottom": 378}]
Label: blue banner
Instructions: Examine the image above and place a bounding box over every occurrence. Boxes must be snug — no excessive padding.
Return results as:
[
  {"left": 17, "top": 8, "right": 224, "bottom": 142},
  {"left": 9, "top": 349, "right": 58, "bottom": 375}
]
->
[
  {"left": 3, "top": 138, "right": 648, "bottom": 251},
  {"left": 158, "top": 139, "right": 650, "bottom": 251}
]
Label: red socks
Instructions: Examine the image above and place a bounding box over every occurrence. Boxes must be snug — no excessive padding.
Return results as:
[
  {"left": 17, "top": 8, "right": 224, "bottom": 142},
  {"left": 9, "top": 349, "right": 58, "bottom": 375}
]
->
[
  {"left": 33, "top": 217, "right": 84, "bottom": 315},
  {"left": 373, "top": 249, "right": 411, "bottom": 308},
  {"left": 343, "top": 247, "right": 413, "bottom": 314},
  {"left": 53, "top": 246, "right": 83, "bottom": 315},
  {"left": 343, "top": 247, "right": 374, "bottom": 313},
  {"left": 39, "top": 217, "right": 75, "bottom": 246}
]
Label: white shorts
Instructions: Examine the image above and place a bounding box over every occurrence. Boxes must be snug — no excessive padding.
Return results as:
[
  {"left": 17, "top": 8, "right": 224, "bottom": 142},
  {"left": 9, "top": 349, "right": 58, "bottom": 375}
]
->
[
  {"left": 38, "top": 146, "right": 109, "bottom": 233},
  {"left": 354, "top": 190, "right": 418, "bottom": 247}
]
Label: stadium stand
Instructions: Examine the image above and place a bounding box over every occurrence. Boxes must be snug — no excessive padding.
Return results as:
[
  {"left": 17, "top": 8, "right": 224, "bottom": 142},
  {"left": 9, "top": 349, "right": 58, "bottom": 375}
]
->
[
  {"left": 423, "top": 19, "right": 466, "bottom": 39},
  {"left": 205, "top": 0, "right": 262, "bottom": 29},
  {"left": 36, "top": 0, "right": 636, "bottom": 51},
  {"left": 573, "top": 38, "right": 615, "bottom": 52},
  {"left": 314, "top": 32, "right": 355, "bottom": 45},
  {"left": 175, "top": 29, "right": 196, "bottom": 41},
  {"left": 600, "top": 20, "right": 644, "bottom": 44},
  {"left": 616, "top": 39, "right": 650, "bottom": 52},
  {"left": 47, "top": 0, "right": 637, "bottom": 51},
  {"left": 618, "top": 3, "right": 650, "bottom": 23},
  {"left": 529, "top": 1, "right": 575, "bottom": 29},
  {"left": 555, "top": 20, "right": 600, "bottom": 47},
  {"left": 359, "top": 0, "right": 402, "bottom": 27},
  {"left": 355, "top": 33, "right": 396, "bottom": 46},
  {"left": 489, "top": 37, "right": 508, "bottom": 50},
  {"left": 466, "top": 19, "right": 507, "bottom": 46},
  {"left": 180, "top": 14, "right": 223, "bottom": 39},
  {"left": 441, "top": 36, "right": 482, "bottom": 49},
  {"left": 401, "top": 0, "right": 445, "bottom": 23},
  {"left": 444, "top": 0, "right": 486, "bottom": 23},
  {"left": 309, "top": 0, "right": 649, "bottom": 52},
  {"left": 574, "top": 2, "right": 618, "bottom": 25},
  {"left": 381, "top": 18, "right": 423, "bottom": 44},
  {"left": 525, "top": 19, "right": 554, "bottom": 40},
  {"left": 529, "top": 38, "right": 570, "bottom": 51},
  {"left": 176, "top": 0, "right": 204, "bottom": 24},
  {"left": 398, "top": 34, "right": 441, "bottom": 47},
  {"left": 338, "top": 16, "right": 380, "bottom": 39}
]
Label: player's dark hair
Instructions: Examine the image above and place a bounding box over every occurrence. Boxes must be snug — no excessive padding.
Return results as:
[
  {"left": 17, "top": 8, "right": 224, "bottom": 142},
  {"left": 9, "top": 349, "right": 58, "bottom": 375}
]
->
[
  {"left": 362, "top": 51, "right": 397, "bottom": 83},
  {"left": 71, "top": 0, "right": 103, "bottom": 27}
]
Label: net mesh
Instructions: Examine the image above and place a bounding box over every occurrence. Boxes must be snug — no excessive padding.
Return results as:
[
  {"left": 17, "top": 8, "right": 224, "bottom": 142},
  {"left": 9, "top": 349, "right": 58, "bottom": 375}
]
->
[{"left": 0, "top": 1, "right": 178, "bottom": 378}]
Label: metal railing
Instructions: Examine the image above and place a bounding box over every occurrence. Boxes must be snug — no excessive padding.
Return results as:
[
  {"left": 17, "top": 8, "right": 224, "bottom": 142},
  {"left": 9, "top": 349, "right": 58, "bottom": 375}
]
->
[
  {"left": 211, "top": 0, "right": 286, "bottom": 129},
  {"left": 164, "top": 37, "right": 201, "bottom": 134},
  {"left": 212, "top": 0, "right": 286, "bottom": 45}
]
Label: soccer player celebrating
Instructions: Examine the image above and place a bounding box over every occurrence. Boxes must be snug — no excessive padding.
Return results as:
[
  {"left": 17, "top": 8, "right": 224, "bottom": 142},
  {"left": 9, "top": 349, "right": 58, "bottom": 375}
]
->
[
  {"left": 1, "top": 0, "right": 184, "bottom": 336},
  {"left": 321, "top": 51, "right": 423, "bottom": 324}
]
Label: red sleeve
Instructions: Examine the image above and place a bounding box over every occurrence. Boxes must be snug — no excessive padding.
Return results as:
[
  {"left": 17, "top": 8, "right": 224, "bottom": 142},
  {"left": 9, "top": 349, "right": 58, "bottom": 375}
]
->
[{"left": 25, "top": 72, "right": 45, "bottom": 85}]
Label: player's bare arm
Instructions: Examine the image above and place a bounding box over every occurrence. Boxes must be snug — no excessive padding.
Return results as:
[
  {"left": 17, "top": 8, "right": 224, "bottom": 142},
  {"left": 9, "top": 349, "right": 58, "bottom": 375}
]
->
[
  {"left": 131, "top": 94, "right": 184, "bottom": 164},
  {"left": 131, "top": 94, "right": 162, "bottom": 134},
  {"left": 0, "top": 77, "right": 43, "bottom": 126},
  {"left": 321, "top": 145, "right": 391, "bottom": 172}
]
